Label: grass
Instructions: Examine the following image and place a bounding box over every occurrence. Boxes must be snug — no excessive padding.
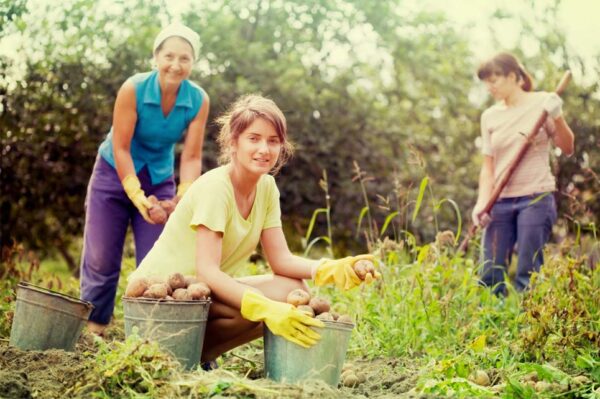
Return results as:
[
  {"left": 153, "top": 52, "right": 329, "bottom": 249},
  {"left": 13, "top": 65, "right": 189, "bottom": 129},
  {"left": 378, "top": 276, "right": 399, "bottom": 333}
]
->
[{"left": 1, "top": 162, "right": 598, "bottom": 397}]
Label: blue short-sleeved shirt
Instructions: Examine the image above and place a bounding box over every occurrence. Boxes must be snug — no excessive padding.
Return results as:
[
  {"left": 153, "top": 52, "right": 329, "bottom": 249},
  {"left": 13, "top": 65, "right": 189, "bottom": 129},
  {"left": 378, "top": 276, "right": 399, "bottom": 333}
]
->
[{"left": 98, "top": 70, "right": 204, "bottom": 184}]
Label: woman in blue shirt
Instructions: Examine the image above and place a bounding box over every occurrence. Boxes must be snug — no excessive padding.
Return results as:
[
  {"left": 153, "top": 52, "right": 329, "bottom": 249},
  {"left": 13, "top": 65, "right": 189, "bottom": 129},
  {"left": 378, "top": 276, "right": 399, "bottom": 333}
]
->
[{"left": 80, "top": 23, "right": 210, "bottom": 335}]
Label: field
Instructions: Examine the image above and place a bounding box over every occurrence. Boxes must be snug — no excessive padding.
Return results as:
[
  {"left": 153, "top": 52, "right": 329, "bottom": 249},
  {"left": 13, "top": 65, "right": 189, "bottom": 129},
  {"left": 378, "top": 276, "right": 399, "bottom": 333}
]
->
[{"left": 1, "top": 236, "right": 598, "bottom": 399}]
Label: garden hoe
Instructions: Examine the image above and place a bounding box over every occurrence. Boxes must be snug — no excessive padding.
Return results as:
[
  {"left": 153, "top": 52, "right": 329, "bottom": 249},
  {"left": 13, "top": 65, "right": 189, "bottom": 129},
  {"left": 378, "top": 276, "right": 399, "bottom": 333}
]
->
[{"left": 458, "top": 70, "right": 572, "bottom": 254}]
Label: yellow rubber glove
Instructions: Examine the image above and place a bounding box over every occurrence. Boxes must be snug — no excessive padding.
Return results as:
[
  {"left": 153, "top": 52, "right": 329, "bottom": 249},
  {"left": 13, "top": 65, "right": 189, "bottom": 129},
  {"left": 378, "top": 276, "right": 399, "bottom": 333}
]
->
[
  {"left": 176, "top": 181, "right": 192, "bottom": 198},
  {"left": 240, "top": 290, "right": 324, "bottom": 348},
  {"left": 122, "top": 175, "right": 154, "bottom": 224},
  {"left": 313, "top": 254, "right": 378, "bottom": 291}
]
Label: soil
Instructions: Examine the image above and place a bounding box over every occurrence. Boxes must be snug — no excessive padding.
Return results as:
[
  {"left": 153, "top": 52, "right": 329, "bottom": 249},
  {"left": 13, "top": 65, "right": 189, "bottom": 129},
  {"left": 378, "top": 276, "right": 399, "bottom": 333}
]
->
[
  {"left": 0, "top": 343, "right": 90, "bottom": 399},
  {"left": 0, "top": 337, "right": 427, "bottom": 398}
]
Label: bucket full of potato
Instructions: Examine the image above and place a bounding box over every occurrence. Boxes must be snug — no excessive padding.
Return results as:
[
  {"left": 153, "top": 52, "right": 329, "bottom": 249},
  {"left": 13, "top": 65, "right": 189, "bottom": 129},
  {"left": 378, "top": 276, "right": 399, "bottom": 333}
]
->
[
  {"left": 263, "top": 289, "right": 355, "bottom": 386},
  {"left": 122, "top": 273, "right": 211, "bottom": 370}
]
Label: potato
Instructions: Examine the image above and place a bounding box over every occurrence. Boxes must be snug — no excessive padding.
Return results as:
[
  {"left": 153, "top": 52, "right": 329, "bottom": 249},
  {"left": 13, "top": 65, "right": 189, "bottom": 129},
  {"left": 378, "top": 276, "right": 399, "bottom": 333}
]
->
[
  {"left": 470, "top": 370, "right": 490, "bottom": 386},
  {"left": 165, "top": 295, "right": 174, "bottom": 300},
  {"left": 337, "top": 314, "right": 353, "bottom": 324},
  {"left": 184, "top": 275, "right": 199, "bottom": 287},
  {"left": 125, "top": 277, "right": 149, "bottom": 297},
  {"left": 353, "top": 259, "right": 375, "bottom": 280},
  {"left": 143, "top": 283, "right": 168, "bottom": 299},
  {"left": 309, "top": 297, "right": 330, "bottom": 315},
  {"left": 148, "top": 205, "right": 167, "bottom": 224},
  {"left": 316, "top": 312, "right": 334, "bottom": 321},
  {"left": 286, "top": 289, "right": 310, "bottom": 307},
  {"left": 330, "top": 311, "right": 340, "bottom": 321},
  {"left": 535, "top": 381, "right": 551, "bottom": 392},
  {"left": 172, "top": 288, "right": 192, "bottom": 301},
  {"left": 159, "top": 199, "right": 176, "bottom": 215},
  {"left": 342, "top": 372, "right": 359, "bottom": 387},
  {"left": 168, "top": 273, "right": 187, "bottom": 290},
  {"left": 356, "top": 372, "right": 367, "bottom": 384},
  {"left": 188, "top": 283, "right": 211, "bottom": 300},
  {"left": 148, "top": 276, "right": 172, "bottom": 295},
  {"left": 297, "top": 305, "right": 315, "bottom": 317}
]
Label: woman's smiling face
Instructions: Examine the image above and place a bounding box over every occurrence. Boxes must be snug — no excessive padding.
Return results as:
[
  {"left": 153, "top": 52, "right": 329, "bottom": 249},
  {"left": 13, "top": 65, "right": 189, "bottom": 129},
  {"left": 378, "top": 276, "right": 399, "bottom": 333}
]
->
[{"left": 232, "top": 117, "right": 282, "bottom": 176}]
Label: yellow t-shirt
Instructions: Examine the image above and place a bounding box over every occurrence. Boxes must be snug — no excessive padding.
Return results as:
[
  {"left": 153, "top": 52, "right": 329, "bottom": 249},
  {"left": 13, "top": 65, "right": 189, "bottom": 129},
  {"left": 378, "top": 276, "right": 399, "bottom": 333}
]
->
[{"left": 131, "top": 165, "right": 282, "bottom": 279}]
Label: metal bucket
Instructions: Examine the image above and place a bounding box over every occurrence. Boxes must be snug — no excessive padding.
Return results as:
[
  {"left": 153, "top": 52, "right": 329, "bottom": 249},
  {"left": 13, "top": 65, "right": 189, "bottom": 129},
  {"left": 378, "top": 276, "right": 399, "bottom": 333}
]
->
[
  {"left": 264, "top": 320, "right": 354, "bottom": 386},
  {"left": 9, "top": 282, "right": 94, "bottom": 351},
  {"left": 123, "top": 297, "right": 210, "bottom": 370}
]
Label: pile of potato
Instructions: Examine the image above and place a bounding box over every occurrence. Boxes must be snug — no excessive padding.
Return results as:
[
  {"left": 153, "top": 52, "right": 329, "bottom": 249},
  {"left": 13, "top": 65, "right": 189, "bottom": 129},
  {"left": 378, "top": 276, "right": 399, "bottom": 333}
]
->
[
  {"left": 341, "top": 363, "right": 367, "bottom": 387},
  {"left": 286, "top": 289, "right": 353, "bottom": 324},
  {"left": 124, "top": 272, "right": 210, "bottom": 301}
]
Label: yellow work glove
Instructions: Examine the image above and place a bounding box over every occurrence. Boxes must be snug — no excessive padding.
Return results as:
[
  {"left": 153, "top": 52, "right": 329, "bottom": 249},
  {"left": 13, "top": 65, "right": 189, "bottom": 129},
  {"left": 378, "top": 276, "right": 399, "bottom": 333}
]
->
[
  {"left": 176, "top": 181, "right": 192, "bottom": 198},
  {"left": 240, "top": 290, "right": 324, "bottom": 348},
  {"left": 122, "top": 175, "right": 154, "bottom": 224},
  {"left": 313, "top": 254, "right": 378, "bottom": 291}
]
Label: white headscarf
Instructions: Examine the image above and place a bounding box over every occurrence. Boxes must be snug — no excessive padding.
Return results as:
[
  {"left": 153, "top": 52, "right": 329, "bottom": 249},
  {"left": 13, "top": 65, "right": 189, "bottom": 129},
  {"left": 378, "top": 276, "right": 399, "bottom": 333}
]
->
[{"left": 153, "top": 23, "right": 200, "bottom": 61}]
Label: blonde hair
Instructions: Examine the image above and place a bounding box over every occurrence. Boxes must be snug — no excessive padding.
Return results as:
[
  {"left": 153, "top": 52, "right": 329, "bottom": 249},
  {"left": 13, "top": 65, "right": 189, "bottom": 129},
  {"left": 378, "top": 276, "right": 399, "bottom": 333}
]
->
[
  {"left": 216, "top": 94, "right": 294, "bottom": 174},
  {"left": 477, "top": 52, "right": 534, "bottom": 92}
]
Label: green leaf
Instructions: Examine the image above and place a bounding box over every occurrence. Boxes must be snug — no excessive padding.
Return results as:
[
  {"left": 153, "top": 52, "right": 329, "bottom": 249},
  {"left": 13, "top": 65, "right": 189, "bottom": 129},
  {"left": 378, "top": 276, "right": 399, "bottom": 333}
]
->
[
  {"left": 380, "top": 211, "right": 399, "bottom": 236},
  {"left": 303, "top": 236, "right": 332, "bottom": 257},
  {"left": 356, "top": 206, "right": 369, "bottom": 238},
  {"left": 412, "top": 176, "right": 429, "bottom": 223},
  {"left": 304, "top": 208, "right": 328, "bottom": 244}
]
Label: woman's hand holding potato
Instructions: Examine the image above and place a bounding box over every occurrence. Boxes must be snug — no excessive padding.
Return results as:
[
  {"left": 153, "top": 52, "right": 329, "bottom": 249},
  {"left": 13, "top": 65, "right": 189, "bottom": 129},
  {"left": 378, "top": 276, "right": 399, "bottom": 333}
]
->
[{"left": 312, "top": 254, "right": 379, "bottom": 290}]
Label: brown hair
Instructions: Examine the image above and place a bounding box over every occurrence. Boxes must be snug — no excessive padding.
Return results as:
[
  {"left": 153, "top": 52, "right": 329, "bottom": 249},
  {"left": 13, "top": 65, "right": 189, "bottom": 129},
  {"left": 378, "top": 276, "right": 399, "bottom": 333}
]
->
[
  {"left": 477, "top": 52, "right": 534, "bottom": 92},
  {"left": 216, "top": 94, "right": 294, "bottom": 174}
]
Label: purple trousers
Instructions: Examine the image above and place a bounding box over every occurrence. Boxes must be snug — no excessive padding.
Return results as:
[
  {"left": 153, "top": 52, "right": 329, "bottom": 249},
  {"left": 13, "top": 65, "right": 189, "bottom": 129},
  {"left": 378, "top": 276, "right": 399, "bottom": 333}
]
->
[{"left": 80, "top": 156, "right": 175, "bottom": 324}]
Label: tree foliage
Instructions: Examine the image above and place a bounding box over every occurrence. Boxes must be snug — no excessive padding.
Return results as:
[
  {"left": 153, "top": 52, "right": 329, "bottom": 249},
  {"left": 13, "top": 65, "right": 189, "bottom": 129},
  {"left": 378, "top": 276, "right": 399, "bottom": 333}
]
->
[{"left": 1, "top": 0, "right": 598, "bottom": 268}]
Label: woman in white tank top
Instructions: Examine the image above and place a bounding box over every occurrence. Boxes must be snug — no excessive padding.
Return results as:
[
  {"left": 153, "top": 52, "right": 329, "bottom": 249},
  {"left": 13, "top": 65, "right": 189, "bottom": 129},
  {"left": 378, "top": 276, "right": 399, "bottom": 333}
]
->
[{"left": 472, "top": 52, "right": 575, "bottom": 295}]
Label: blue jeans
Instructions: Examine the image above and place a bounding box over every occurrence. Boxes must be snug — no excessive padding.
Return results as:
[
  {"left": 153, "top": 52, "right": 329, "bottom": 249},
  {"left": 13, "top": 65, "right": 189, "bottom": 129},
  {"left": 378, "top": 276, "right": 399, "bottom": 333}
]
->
[{"left": 480, "top": 193, "right": 557, "bottom": 296}]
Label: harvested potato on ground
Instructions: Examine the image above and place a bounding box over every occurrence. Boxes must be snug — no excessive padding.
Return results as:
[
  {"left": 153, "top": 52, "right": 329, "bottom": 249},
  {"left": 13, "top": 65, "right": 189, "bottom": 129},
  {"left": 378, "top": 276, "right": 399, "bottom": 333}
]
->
[
  {"left": 297, "top": 305, "right": 315, "bottom": 317},
  {"left": 337, "top": 314, "right": 353, "bottom": 324},
  {"left": 353, "top": 259, "right": 375, "bottom": 280},
  {"left": 309, "top": 297, "right": 330, "bottom": 315},
  {"left": 356, "top": 372, "right": 367, "bottom": 384},
  {"left": 172, "top": 288, "right": 192, "bottom": 301},
  {"left": 168, "top": 273, "right": 187, "bottom": 290},
  {"left": 125, "top": 277, "right": 149, "bottom": 297},
  {"left": 188, "top": 283, "right": 211, "bottom": 299},
  {"left": 159, "top": 199, "right": 176, "bottom": 215},
  {"left": 143, "top": 283, "right": 169, "bottom": 299},
  {"left": 342, "top": 372, "right": 359, "bottom": 387},
  {"left": 286, "top": 289, "right": 311, "bottom": 307},
  {"left": 184, "top": 275, "right": 199, "bottom": 287},
  {"left": 470, "top": 370, "right": 491, "bottom": 386},
  {"left": 316, "top": 312, "right": 334, "bottom": 321}
]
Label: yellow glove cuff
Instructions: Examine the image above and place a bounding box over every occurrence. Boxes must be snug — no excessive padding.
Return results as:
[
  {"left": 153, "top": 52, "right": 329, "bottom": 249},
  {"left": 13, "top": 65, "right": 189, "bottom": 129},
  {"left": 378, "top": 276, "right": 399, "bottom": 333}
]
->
[
  {"left": 122, "top": 174, "right": 143, "bottom": 199},
  {"left": 177, "top": 181, "right": 192, "bottom": 197}
]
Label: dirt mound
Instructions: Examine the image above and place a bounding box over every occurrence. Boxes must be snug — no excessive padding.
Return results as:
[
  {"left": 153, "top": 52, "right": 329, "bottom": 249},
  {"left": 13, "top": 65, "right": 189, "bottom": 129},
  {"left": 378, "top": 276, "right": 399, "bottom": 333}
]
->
[{"left": 0, "top": 345, "right": 90, "bottom": 399}]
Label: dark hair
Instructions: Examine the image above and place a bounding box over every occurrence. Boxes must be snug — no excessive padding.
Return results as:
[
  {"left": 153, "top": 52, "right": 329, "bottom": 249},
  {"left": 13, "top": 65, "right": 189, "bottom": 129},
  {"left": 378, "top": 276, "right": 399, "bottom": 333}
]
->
[
  {"left": 477, "top": 52, "right": 534, "bottom": 92},
  {"left": 216, "top": 94, "right": 294, "bottom": 174}
]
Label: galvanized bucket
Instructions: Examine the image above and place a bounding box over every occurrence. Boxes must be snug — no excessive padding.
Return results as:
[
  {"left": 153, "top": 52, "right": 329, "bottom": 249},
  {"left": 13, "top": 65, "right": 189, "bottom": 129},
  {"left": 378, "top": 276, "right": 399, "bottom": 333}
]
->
[
  {"left": 9, "top": 282, "right": 94, "bottom": 351},
  {"left": 123, "top": 297, "right": 210, "bottom": 370},
  {"left": 264, "top": 320, "right": 354, "bottom": 386}
]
